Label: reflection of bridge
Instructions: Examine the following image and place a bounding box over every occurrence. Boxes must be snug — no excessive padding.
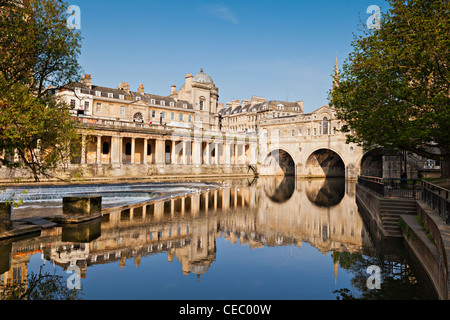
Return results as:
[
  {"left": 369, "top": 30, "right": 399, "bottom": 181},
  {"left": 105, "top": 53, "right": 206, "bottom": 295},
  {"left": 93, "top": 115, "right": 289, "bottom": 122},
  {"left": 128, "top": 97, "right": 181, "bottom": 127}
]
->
[{"left": 1, "top": 178, "right": 371, "bottom": 284}]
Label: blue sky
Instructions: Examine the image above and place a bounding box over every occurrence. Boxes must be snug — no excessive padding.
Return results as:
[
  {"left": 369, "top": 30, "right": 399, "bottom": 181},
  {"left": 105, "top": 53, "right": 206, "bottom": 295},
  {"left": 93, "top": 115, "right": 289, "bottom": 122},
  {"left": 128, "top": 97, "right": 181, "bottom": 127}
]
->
[{"left": 70, "top": 0, "right": 388, "bottom": 113}]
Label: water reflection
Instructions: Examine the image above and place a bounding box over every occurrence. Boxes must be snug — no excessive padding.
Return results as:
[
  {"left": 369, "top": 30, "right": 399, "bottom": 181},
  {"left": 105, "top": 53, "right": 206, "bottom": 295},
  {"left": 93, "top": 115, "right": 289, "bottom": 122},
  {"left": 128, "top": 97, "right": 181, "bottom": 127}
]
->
[{"left": 0, "top": 177, "right": 437, "bottom": 300}]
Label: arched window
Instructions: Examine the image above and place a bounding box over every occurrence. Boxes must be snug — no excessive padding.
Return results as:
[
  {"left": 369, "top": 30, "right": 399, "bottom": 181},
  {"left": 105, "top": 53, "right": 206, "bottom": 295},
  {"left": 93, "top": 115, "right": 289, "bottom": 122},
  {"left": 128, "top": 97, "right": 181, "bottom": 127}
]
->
[
  {"left": 133, "top": 112, "right": 144, "bottom": 123},
  {"left": 323, "top": 117, "right": 329, "bottom": 135},
  {"left": 102, "top": 142, "right": 109, "bottom": 154},
  {"left": 199, "top": 96, "right": 206, "bottom": 111}
]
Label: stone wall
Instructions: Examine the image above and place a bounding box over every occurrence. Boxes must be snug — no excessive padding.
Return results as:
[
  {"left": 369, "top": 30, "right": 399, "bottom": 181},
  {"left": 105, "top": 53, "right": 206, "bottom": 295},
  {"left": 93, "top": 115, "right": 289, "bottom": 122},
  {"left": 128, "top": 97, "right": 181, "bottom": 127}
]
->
[{"left": 0, "top": 164, "right": 253, "bottom": 183}]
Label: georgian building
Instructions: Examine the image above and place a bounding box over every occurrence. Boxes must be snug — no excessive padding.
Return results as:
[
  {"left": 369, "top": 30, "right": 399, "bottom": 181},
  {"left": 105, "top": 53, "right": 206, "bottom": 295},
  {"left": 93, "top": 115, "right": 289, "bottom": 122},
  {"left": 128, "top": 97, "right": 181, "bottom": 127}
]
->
[{"left": 218, "top": 96, "right": 304, "bottom": 133}]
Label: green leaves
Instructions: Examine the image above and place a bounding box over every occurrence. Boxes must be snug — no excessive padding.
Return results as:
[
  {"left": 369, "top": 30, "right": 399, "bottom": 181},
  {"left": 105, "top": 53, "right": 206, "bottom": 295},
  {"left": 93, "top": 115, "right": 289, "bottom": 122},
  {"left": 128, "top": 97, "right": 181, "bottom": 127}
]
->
[
  {"left": 0, "top": 0, "right": 82, "bottom": 181},
  {"left": 332, "top": 0, "right": 450, "bottom": 163}
]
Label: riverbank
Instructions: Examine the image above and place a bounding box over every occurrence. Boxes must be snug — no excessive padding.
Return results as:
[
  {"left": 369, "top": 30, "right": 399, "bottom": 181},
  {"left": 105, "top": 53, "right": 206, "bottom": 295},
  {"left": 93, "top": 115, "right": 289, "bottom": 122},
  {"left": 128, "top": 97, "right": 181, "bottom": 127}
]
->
[{"left": 356, "top": 182, "right": 450, "bottom": 300}]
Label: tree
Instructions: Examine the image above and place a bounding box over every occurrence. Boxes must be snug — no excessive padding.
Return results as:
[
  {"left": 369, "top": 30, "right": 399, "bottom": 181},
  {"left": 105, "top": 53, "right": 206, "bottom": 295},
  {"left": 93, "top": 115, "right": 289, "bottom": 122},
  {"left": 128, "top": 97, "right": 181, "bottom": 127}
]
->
[
  {"left": 0, "top": 0, "right": 82, "bottom": 181},
  {"left": 331, "top": 0, "right": 450, "bottom": 176}
]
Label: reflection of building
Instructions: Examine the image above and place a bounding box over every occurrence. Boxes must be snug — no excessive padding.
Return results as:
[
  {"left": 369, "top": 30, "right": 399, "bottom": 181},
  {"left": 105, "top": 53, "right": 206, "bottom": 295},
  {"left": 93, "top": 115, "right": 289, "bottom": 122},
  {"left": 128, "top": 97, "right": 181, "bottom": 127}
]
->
[
  {"left": 1, "top": 178, "right": 369, "bottom": 285},
  {"left": 0, "top": 247, "right": 32, "bottom": 299}
]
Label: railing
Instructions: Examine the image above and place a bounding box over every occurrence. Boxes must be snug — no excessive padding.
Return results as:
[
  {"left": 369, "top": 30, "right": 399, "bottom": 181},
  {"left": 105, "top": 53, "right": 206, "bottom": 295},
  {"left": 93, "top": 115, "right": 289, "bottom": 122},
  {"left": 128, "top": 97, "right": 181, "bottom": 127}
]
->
[
  {"left": 422, "top": 181, "right": 450, "bottom": 225},
  {"left": 358, "top": 175, "right": 384, "bottom": 196},
  {"left": 358, "top": 175, "right": 422, "bottom": 199}
]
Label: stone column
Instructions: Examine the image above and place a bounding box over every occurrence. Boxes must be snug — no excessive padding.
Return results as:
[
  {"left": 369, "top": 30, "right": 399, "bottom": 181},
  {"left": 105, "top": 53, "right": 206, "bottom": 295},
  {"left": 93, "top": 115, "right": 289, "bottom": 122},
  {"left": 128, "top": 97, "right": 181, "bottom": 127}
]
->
[
  {"left": 192, "top": 141, "right": 201, "bottom": 165},
  {"left": 171, "top": 140, "right": 176, "bottom": 164},
  {"left": 111, "top": 136, "right": 121, "bottom": 167},
  {"left": 96, "top": 135, "right": 102, "bottom": 165},
  {"left": 182, "top": 140, "right": 187, "bottom": 165},
  {"left": 155, "top": 139, "right": 164, "bottom": 164},
  {"left": 131, "top": 138, "right": 135, "bottom": 164},
  {"left": 143, "top": 138, "right": 148, "bottom": 164},
  {"left": 204, "top": 143, "right": 210, "bottom": 165},
  {"left": 215, "top": 143, "right": 220, "bottom": 165},
  {"left": 249, "top": 141, "right": 257, "bottom": 165},
  {"left": 81, "top": 135, "right": 86, "bottom": 165},
  {"left": 224, "top": 142, "right": 231, "bottom": 165}
]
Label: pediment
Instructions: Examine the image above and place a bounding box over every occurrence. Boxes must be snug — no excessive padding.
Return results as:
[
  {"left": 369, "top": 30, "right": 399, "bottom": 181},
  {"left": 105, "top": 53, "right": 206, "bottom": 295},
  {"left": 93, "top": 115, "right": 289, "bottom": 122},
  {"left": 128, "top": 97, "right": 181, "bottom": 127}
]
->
[{"left": 129, "top": 99, "right": 149, "bottom": 107}]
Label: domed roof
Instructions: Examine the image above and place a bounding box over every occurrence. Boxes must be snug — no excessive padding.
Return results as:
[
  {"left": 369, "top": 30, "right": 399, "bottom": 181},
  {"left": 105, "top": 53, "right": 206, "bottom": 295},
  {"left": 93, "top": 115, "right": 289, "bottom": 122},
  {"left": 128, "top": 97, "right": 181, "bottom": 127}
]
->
[{"left": 193, "top": 68, "right": 214, "bottom": 84}]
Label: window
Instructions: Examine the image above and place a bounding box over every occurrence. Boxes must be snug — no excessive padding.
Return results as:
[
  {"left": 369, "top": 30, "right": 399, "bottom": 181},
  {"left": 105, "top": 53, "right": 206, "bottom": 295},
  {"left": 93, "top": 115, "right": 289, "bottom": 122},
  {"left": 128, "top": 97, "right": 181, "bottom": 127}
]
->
[
  {"left": 161, "top": 112, "right": 165, "bottom": 119},
  {"left": 183, "top": 104, "right": 187, "bottom": 109},
  {"left": 171, "top": 112, "right": 174, "bottom": 120},
  {"left": 102, "top": 142, "right": 109, "bottom": 154},
  {"left": 188, "top": 115, "right": 192, "bottom": 122},
  {"left": 307, "top": 129, "right": 310, "bottom": 136},
  {"left": 75, "top": 88, "right": 81, "bottom": 94},
  {"left": 150, "top": 99, "right": 156, "bottom": 104},
  {"left": 119, "top": 94, "right": 124, "bottom": 100},
  {"left": 95, "top": 91, "right": 101, "bottom": 96},
  {"left": 291, "top": 130, "right": 295, "bottom": 137},
  {"left": 180, "top": 114, "right": 183, "bottom": 121},
  {"left": 170, "top": 102, "right": 174, "bottom": 107},
  {"left": 96, "top": 103, "right": 102, "bottom": 112},
  {"left": 70, "top": 99, "right": 76, "bottom": 108},
  {"left": 152, "top": 110, "right": 156, "bottom": 118},
  {"left": 84, "top": 101, "right": 90, "bottom": 111},
  {"left": 199, "top": 97, "right": 206, "bottom": 111},
  {"left": 120, "top": 106, "right": 125, "bottom": 115},
  {"left": 298, "top": 129, "right": 302, "bottom": 136},
  {"left": 133, "top": 112, "right": 144, "bottom": 123},
  {"left": 313, "top": 128, "right": 317, "bottom": 135},
  {"left": 107, "top": 92, "right": 113, "bottom": 98},
  {"left": 323, "top": 117, "right": 329, "bottom": 135},
  {"left": 160, "top": 100, "right": 165, "bottom": 106}
]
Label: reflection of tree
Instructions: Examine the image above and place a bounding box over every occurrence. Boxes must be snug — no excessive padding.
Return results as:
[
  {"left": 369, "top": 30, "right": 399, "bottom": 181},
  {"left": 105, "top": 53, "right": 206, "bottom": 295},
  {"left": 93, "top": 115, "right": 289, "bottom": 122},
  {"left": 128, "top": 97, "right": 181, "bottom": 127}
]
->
[
  {"left": 332, "top": 251, "right": 433, "bottom": 300},
  {"left": 1, "top": 266, "right": 83, "bottom": 300}
]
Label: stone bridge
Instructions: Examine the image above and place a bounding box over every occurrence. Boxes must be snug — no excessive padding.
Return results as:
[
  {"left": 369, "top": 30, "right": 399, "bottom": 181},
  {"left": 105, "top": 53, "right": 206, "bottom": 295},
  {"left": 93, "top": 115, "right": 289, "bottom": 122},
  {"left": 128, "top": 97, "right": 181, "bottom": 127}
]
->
[{"left": 257, "top": 105, "right": 366, "bottom": 180}]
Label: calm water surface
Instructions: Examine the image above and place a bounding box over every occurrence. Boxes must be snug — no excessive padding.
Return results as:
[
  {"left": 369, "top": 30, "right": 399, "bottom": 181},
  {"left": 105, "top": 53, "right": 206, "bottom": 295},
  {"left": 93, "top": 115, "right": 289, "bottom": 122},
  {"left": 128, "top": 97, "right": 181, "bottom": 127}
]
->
[{"left": 0, "top": 177, "right": 438, "bottom": 300}]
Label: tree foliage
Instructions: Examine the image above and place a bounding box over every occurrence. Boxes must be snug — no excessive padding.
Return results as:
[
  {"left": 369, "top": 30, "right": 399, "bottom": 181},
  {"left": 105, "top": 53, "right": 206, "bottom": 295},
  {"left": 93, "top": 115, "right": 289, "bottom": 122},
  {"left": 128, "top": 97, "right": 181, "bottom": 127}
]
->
[
  {"left": 332, "top": 0, "right": 450, "bottom": 166},
  {"left": 0, "top": 0, "right": 82, "bottom": 181}
]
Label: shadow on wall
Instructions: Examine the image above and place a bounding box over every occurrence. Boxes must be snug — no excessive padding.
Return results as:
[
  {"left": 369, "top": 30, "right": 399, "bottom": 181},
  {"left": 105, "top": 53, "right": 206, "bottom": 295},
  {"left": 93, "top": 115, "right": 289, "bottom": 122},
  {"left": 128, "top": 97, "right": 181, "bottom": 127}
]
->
[
  {"left": 305, "top": 149, "right": 345, "bottom": 177},
  {"left": 264, "top": 149, "right": 295, "bottom": 176}
]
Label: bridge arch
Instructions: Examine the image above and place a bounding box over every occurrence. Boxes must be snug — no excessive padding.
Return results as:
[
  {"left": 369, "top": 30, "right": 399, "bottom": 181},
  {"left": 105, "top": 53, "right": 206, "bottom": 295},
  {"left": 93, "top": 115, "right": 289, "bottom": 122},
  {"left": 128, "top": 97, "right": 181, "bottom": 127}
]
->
[
  {"left": 360, "top": 148, "right": 384, "bottom": 177},
  {"left": 264, "top": 148, "right": 296, "bottom": 176},
  {"left": 305, "top": 148, "right": 346, "bottom": 177}
]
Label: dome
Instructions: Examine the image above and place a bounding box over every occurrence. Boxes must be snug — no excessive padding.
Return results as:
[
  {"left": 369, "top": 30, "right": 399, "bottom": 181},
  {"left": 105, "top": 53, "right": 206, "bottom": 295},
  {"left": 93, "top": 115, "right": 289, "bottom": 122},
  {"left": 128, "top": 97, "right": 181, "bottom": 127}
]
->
[{"left": 193, "top": 68, "right": 214, "bottom": 84}]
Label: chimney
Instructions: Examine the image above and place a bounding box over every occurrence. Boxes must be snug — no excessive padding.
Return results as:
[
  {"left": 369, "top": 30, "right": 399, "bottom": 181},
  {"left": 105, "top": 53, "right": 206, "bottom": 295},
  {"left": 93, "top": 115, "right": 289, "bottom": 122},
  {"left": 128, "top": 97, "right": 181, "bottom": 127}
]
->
[
  {"left": 185, "top": 73, "right": 193, "bottom": 88},
  {"left": 117, "top": 81, "right": 130, "bottom": 93},
  {"left": 170, "top": 85, "right": 178, "bottom": 101},
  {"left": 138, "top": 84, "right": 145, "bottom": 95},
  {"left": 296, "top": 100, "right": 304, "bottom": 113},
  {"left": 81, "top": 74, "right": 92, "bottom": 89}
]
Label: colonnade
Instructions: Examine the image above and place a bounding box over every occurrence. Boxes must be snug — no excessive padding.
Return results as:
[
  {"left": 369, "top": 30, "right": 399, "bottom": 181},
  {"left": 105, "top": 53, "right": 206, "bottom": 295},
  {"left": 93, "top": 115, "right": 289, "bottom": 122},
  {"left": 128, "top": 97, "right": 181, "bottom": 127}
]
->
[{"left": 77, "top": 131, "right": 258, "bottom": 167}]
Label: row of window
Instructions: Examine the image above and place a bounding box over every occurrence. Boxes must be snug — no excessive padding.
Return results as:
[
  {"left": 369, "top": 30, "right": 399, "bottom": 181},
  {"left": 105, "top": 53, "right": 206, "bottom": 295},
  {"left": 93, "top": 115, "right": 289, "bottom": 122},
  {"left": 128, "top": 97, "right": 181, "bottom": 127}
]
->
[
  {"left": 70, "top": 99, "right": 90, "bottom": 111},
  {"left": 93, "top": 103, "right": 193, "bottom": 122},
  {"left": 73, "top": 88, "right": 189, "bottom": 109},
  {"left": 224, "top": 112, "right": 290, "bottom": 123}
]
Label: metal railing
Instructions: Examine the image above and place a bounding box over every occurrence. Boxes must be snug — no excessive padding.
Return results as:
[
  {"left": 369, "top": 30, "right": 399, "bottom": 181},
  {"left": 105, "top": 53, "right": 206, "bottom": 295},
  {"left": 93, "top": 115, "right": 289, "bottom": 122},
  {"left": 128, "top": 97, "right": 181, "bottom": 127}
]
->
[
  {"left": 422, "top": 181, "right": 450, "bottom": 225},
  {"left": 358, "top": 175, "right": 422, "bottom": 199}
]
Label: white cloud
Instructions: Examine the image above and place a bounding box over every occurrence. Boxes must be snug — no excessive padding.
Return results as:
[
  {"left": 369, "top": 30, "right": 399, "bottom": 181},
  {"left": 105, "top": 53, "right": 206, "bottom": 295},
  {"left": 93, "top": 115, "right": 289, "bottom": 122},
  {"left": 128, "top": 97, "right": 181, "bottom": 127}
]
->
[{"left": 197, "top": 4, "right": 238, "bottom": 25}]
